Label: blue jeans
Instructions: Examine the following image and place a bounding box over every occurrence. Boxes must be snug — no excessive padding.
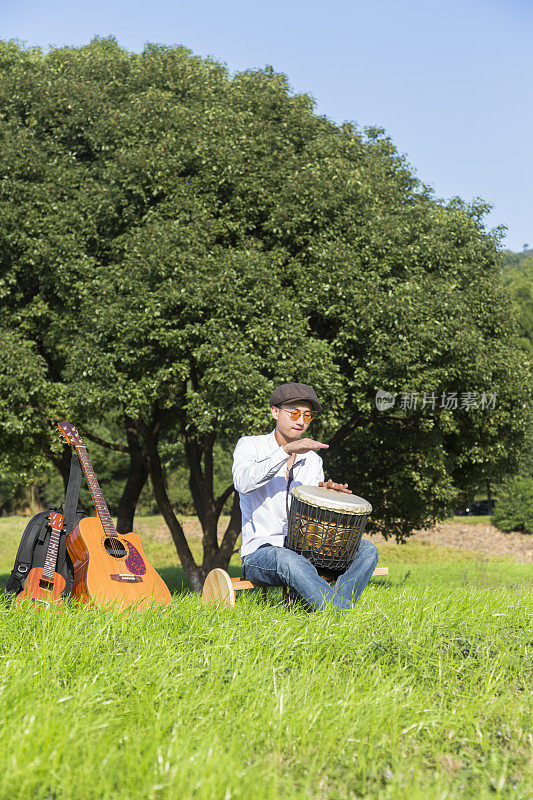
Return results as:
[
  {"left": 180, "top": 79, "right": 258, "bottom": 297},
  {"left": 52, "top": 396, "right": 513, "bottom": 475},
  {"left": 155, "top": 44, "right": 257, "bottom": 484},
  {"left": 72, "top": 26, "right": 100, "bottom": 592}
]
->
[{"left": 241, "top": 540, "right": 379, "bottom": 612}]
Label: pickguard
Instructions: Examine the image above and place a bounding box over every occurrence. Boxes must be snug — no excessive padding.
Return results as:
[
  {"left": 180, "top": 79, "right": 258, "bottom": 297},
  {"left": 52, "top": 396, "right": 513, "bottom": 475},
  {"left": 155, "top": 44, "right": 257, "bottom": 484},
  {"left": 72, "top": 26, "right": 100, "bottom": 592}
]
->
[{"left": 123, "top": 539, "right": 147, "bottom": 575}]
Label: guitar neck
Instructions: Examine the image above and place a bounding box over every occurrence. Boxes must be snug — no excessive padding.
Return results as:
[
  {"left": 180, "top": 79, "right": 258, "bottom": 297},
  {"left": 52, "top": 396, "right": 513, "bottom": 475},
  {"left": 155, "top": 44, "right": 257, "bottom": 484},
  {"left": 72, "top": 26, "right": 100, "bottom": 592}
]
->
[
  {"left": 42, "top": 512, "right": 64, "bottom": 581},
  {"left": 74, "top": 445, "right": 117, "bottom": 537}
]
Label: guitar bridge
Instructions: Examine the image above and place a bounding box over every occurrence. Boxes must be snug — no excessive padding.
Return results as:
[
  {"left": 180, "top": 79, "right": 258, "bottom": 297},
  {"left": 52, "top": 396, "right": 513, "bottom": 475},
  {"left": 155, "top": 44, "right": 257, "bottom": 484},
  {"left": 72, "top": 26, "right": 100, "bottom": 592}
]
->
[{"left": 110, "top": 574, "right": 143, "bottom": 583}]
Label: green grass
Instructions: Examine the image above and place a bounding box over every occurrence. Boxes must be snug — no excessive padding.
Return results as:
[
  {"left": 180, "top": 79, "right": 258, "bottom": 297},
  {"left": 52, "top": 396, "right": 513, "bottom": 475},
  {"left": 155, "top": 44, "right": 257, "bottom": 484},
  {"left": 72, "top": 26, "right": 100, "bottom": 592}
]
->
[
  {"left": 451, "top": 515, "right": 495, "bottom": 525},
  {"left": 0, "top": 515, "right": 531, "bottom": 800}
]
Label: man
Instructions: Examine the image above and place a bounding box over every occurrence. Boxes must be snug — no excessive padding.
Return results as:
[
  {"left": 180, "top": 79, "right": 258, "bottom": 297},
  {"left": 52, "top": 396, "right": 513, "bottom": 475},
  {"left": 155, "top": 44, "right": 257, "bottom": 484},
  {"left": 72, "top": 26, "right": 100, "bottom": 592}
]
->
[{"left": 232, "top": 382, "right": 379, "bottom": 611}]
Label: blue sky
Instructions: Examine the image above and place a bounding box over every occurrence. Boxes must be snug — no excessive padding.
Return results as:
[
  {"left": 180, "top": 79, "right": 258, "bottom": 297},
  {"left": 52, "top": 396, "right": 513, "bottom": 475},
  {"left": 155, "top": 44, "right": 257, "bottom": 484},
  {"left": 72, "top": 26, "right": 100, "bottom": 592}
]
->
[{"left": 3, "top": 0, "right": 532, "bottom": 252}]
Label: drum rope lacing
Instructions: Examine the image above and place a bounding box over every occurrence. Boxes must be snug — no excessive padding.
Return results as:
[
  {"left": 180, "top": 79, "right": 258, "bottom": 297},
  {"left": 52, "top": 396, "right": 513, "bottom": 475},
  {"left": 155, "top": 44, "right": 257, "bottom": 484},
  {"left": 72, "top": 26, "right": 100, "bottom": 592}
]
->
[{"left": 285, "top": 484, "right": 371, "bottom": 572}]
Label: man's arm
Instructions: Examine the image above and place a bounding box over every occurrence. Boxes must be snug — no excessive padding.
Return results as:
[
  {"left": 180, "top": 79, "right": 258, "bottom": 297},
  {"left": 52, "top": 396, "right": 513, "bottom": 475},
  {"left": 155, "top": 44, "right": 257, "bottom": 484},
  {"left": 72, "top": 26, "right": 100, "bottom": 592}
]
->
[{"left": 232, "top": 437, "right": 290, "bottom": 495}]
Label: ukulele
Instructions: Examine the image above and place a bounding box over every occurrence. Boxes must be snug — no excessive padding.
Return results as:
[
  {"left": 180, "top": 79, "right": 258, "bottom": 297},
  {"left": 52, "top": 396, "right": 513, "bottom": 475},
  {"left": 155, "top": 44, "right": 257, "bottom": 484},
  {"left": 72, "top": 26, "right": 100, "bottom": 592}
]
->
[
  {"left": 58, "top": 421, "right": 171, "bottom": 611},
  {"left": 15, "top": 511, "right": 67, "bottom": 606}
]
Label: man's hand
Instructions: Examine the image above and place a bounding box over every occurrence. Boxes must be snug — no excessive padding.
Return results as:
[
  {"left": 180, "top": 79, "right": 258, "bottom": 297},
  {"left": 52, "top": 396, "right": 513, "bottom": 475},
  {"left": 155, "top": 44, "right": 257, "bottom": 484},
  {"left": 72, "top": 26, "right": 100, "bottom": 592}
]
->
[
  {"left": 319, "top": 479, "right": 352, "bottom": 494},
  {"left": 283, "top": 438, "right": 329, "bottom": 455}
]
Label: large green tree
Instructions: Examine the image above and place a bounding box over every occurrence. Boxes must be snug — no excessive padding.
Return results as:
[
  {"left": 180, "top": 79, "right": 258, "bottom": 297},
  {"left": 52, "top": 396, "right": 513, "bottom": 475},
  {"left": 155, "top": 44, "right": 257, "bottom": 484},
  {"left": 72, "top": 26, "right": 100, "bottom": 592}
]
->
[{"left": 0, "top": 38, "right": 530, "bottom": 590}]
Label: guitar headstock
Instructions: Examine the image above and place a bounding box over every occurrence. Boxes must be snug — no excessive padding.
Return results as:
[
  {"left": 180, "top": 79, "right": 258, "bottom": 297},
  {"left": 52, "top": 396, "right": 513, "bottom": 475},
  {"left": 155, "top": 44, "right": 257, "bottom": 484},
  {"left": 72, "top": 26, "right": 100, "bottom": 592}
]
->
[
  {"left": 49, "top": 511, "right": 64, "bottom": 532},
  {"left": 58, "top": 420, "right": 85, "bottom": 449}
]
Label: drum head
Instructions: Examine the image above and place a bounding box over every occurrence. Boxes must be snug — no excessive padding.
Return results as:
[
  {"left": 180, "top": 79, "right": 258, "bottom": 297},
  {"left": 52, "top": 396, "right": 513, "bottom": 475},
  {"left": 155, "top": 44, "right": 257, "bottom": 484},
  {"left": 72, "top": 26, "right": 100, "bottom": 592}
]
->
[{"left": 290, "top": 485, "right": 372, "bottom": 515}]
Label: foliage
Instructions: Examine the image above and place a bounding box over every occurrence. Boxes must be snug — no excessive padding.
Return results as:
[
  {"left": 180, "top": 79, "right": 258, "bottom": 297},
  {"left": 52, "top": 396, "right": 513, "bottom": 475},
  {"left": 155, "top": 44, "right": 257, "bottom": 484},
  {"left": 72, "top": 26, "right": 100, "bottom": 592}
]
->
[
  {"left": 492, "top": 474, "right": 533, "bottom": 534},
  {"left": 501, "top": 251, "right": 533, "bottom": 359},
  {"left": 0, "top": 329, "right": 52, "bottom": 482},
  {"left": 0, "top": 37, "right": 531, "bottom": 585}
]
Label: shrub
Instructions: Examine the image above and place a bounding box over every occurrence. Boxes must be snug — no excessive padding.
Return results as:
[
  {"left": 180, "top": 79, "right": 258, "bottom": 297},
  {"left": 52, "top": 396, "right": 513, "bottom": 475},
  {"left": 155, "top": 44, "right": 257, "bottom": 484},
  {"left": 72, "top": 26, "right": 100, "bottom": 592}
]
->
[{"left": 492, "top": 474, "right": 533, "bottom": 533}]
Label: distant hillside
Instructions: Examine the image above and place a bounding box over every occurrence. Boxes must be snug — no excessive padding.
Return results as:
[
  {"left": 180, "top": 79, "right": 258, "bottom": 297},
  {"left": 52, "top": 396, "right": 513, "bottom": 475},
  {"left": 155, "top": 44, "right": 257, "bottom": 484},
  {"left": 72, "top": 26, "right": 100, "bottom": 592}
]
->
[{"left": 502, "top": 248, "right": 533, "bottom": 271}]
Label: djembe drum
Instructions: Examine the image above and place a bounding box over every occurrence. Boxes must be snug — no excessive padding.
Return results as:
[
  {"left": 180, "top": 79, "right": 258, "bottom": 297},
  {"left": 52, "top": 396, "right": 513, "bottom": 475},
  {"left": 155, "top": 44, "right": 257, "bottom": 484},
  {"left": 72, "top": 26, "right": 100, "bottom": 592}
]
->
[{"left": 285, "top": 485, "right": 372, "bottom": 573}]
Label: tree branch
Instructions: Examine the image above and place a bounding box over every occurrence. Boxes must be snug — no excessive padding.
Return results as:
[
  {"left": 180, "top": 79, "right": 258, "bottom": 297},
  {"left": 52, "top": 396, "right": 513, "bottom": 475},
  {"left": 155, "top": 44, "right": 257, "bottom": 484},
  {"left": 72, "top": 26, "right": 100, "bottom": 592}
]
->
[
  {"left": 78, "top": 428, "right": 128, "bottom": 454},
  {"left": 217, "top": 492, "right": 243, "bottom": 566},
  {"left": 326, "top": 411, "right": 368, "bottom": 449},
  {"left": 215, "top": 483, "right": 235, "bottom": 517}
]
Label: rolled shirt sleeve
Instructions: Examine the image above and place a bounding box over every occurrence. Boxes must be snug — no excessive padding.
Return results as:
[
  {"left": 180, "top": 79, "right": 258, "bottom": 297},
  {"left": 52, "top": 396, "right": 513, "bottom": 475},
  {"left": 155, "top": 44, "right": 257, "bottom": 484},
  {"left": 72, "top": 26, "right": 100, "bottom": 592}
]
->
[{"left": 232, "top": 436, "right": 291, "bottom": 495}]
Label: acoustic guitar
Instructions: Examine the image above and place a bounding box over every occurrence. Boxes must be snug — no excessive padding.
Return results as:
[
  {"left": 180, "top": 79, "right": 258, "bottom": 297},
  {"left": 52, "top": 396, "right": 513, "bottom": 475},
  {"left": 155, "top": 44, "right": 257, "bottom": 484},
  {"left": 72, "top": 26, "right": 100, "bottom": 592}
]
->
[
  {"left": 58, "top": 421, "right": 171, "bottom": 611},
  {"left": 15, "top": 511, "right": 67, "bottom": 606}
]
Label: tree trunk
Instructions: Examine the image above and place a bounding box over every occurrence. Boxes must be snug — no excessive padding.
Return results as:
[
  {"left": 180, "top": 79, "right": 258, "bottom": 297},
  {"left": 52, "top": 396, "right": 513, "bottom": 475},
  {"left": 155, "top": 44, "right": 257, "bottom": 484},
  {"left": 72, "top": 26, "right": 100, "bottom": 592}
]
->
[
  {"left": 184, "top": 440, "right": 242, "bottom": 573},
  {"left": 216, "top": 490, "right": 242, "bottom": 567},
  {"left": 116, "top": 421, "right": 148, "bottom": 534},
  {"left": 137, "top": 416, "right": 204, "bottom": 592},
  {"left": 184, "top": 431, "right": 222, "bottom": 573},
  {"left": 49, "top": 445, "right": 73, "bottom": 493}
]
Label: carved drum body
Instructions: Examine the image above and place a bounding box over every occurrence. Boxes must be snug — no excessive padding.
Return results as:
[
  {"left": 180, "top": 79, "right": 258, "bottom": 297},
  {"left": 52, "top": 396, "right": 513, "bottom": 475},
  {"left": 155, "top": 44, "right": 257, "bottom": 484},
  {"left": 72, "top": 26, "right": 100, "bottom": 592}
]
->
[{"left": 285, "top": 485, "right": 372, "bottom": 573}]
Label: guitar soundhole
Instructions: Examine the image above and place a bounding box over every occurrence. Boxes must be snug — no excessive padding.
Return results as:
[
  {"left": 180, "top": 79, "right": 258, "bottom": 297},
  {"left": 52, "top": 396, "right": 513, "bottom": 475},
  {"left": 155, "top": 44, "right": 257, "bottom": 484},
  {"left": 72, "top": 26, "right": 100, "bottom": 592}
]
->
[
  {"left": 39, "top": 579, "right": 54, "bottom": 591},
  {"left": 104, "top": 537, "right": 127, "bottom": 559}
]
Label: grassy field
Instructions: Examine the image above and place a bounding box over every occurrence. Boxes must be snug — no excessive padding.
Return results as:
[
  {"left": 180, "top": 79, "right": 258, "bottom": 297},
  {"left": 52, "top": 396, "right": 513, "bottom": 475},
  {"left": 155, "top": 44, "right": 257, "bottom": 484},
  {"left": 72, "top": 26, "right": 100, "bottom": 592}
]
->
[{"left": 0, "top": 515, "right": 531, "bottom": 800}]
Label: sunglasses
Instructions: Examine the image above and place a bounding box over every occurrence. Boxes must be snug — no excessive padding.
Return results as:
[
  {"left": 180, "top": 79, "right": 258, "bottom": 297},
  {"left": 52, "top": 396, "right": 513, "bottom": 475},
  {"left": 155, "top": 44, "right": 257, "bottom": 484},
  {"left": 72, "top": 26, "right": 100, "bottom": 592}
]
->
[{"left": 279, "top": 407, "right": 314, "bottom": 423}]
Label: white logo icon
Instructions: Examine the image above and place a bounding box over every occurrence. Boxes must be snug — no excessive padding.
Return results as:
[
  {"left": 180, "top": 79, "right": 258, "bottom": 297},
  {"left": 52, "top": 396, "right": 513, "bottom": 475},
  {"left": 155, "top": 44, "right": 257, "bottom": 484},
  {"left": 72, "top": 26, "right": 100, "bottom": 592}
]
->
[{"left": 375, "top": 390, "right": 395, "bottom": 411}]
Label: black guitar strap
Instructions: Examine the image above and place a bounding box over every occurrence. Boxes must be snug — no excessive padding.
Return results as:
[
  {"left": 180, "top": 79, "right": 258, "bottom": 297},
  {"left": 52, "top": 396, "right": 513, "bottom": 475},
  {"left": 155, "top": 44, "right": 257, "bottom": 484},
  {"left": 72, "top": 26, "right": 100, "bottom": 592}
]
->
[
  {"left": 63, "top": 451, "right": 83, "bottom": 534},
  {"left": 285, "top": 462, "right": 296, "bottom": 524}
]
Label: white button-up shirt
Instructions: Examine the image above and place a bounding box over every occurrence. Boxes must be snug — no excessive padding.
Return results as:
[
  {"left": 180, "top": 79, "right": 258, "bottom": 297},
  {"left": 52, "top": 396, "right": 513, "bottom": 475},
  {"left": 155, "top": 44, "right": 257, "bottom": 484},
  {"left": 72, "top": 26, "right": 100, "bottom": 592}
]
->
[{"left": 232, "top": 428, "right": 325, "bottom": 557}]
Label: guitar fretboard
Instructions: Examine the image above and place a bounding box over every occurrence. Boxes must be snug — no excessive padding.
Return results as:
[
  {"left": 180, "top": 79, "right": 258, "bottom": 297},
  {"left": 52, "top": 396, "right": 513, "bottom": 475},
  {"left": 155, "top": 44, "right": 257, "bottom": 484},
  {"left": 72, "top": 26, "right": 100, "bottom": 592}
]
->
[
  {"left": 75, "top": 445, "right": 116, "bottom": 537},
  {"left": 42, "top": 512, "right": 64, "bottom": 581}
]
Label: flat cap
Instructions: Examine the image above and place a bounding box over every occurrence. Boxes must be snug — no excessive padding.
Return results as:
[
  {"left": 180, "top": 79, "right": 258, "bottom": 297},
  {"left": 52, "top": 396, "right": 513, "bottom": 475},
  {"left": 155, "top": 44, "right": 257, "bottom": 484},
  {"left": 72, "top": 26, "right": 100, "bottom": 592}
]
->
[{"left": 270, "top": 382, "right": 322, "bottom": 413}]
